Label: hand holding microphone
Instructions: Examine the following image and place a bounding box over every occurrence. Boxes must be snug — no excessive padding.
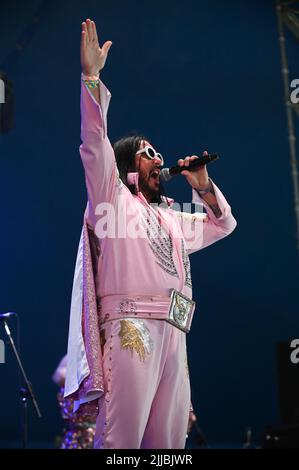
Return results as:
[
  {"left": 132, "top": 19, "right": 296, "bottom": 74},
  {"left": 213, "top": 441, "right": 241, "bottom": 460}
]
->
[{"left": 160, "top": 151, "right": 219, "bottom": 190}]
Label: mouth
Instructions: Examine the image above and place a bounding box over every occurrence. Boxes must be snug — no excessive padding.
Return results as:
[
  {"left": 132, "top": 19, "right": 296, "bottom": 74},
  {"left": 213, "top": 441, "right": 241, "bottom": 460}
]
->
[{"left": 149, "top": 168, "right": 161, "bottom": 180}]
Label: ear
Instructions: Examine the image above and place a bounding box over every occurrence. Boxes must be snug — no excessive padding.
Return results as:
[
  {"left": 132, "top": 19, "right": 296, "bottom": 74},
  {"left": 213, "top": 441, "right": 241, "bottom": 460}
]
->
[{"left": 133, "top": 154, "right": 141, "bottom": 172}]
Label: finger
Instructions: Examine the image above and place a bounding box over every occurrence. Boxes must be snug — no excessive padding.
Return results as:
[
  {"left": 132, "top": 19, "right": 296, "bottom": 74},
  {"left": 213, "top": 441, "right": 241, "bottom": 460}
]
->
[
  {"left": 81, "top": 22, "right": 88, "bottom": 47},
  {"left": 190, "top": 155, "right": 198, "bottom": 161},
  {"left": 81, "top": 31, "right": 87, "bottom": 51},
  {"left": 86, "top": 18, "right": 93, "bottom": 42},
  {"left": 91, "top": 20, "right": 97, "bottom": 43},
  {"left": 178, "top": 159, "right": 185, "bottom": 167},
  {"left": 184, "top": 156, "right": 191, "bottom": 167},
  {"left": 102, "top": 41, "right": 113, "bottom": 56},
  {"left": 81, "top": 21, "right": 87, "bottom": 34},
  {"left": 203, "top": 150, "right": 208, "bottom": 156},
  {"left": 92, "top": 20, "right": 99, "bottom": 44},
  {"left": 81, "top": 30, "right": 86, "bottom": 50}
]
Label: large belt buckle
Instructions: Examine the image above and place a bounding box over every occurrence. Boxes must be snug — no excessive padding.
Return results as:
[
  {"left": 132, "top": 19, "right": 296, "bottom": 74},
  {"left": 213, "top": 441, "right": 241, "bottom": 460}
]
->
[{"left": 167, "top": 289, "right": 195, "bottom": 333}]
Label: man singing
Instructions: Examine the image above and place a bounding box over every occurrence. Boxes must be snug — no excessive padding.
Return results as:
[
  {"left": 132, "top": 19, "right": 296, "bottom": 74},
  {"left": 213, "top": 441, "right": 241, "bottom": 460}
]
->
[{"left": 64, "top": 18, "right": 237, "bottom": 449}]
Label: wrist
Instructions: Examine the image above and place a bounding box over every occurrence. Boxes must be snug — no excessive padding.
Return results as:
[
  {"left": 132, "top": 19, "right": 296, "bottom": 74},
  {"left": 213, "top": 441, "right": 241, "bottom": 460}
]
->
[
  {"left": 82, "top": 72, "right": 100, "bottom": 91},
  {"left": 82, "top": 71, "right": 100, "bottom": 80},
  {"left": 193, "top": 178, "right": 212, "bottom": 193}
]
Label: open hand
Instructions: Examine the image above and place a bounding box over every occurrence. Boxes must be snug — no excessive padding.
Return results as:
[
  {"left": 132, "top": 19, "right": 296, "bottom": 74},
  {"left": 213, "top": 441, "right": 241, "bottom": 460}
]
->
[{"left": 81, "top": 19, "right": 112, "bottom": 76}]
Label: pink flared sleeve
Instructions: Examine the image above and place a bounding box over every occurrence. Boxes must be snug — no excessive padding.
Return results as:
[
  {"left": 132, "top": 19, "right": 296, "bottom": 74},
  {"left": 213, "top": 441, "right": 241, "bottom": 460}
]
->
[
  {"left": 79, "top": 76, "right": 119, "bottom": 227},
  {"left": 176, "top": 179, "right": 237, "bottom": 254}
]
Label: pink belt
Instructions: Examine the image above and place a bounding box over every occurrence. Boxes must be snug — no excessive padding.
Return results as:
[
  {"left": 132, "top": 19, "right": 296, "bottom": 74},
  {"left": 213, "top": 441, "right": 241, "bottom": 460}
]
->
[{"left": 98, "top": 290, "right": 195, "bottom": 333}]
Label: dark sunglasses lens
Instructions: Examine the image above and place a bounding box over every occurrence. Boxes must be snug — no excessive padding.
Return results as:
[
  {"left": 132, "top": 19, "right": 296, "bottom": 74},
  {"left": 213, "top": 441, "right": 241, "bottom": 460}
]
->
[{"left": 147, "top": 147, "right": 155, "bottom": 159}]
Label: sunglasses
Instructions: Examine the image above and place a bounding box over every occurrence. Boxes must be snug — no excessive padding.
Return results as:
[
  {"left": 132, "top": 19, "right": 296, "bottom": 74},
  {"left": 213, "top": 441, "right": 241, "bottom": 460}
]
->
[{"left": 135, "top": 145, "right": 164, "bottom": 166}]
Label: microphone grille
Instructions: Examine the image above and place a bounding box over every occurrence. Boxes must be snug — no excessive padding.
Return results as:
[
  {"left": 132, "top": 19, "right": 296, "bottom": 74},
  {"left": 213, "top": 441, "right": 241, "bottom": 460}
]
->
[{"left": 160, "top": 168, "right": 172, "bottom": 182}]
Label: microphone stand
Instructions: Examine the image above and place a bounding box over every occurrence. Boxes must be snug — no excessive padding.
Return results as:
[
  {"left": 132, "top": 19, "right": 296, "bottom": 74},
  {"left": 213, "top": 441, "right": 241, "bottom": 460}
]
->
[{"left": 1, "top": 318, "right": 42, "bottom": 448}]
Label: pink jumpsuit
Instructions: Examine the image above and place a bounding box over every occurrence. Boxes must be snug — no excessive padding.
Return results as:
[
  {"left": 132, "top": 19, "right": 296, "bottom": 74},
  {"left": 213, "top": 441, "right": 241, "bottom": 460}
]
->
[{"left": 79, "top": 78, "right": 237, "bottom": 449}]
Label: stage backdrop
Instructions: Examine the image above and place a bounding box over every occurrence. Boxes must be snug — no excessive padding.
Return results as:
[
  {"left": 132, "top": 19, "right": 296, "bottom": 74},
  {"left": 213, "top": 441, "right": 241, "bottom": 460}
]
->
[{"left": 0, "top": 0, "right": 298, "bottom": 447}]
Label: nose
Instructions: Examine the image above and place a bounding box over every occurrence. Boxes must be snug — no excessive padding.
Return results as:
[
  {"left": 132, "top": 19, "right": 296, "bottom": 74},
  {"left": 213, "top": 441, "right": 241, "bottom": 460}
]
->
[{"left": 154, "top": 156, "right": 163, "bottom": 166}]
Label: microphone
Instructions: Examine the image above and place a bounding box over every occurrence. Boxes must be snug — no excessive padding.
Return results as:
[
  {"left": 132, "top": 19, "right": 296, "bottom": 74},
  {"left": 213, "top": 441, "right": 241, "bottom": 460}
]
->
[
  {"left": 0, "top": 312, "right": 17, "bottom": 320},
  {"left": 160, "top": 153, "right": 219, "bottom": 182}
]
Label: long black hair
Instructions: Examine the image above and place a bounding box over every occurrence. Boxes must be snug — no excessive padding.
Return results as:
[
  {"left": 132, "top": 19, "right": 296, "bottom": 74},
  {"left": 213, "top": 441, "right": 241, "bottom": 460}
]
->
[{"left": 113, "top": 135, "right": 166, "bottom": 204}]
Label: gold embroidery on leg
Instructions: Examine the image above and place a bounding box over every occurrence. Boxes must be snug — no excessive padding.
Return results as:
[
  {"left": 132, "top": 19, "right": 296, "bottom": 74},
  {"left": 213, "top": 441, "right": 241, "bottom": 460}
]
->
[{"left": 119, "top": 319, "right": 153, "bottom": 362}]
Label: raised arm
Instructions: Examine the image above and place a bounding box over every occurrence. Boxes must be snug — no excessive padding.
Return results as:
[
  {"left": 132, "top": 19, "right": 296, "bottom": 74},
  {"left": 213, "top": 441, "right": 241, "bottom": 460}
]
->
[{"left": 79, "top": 19, "right": 119, "bottom": 227}]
